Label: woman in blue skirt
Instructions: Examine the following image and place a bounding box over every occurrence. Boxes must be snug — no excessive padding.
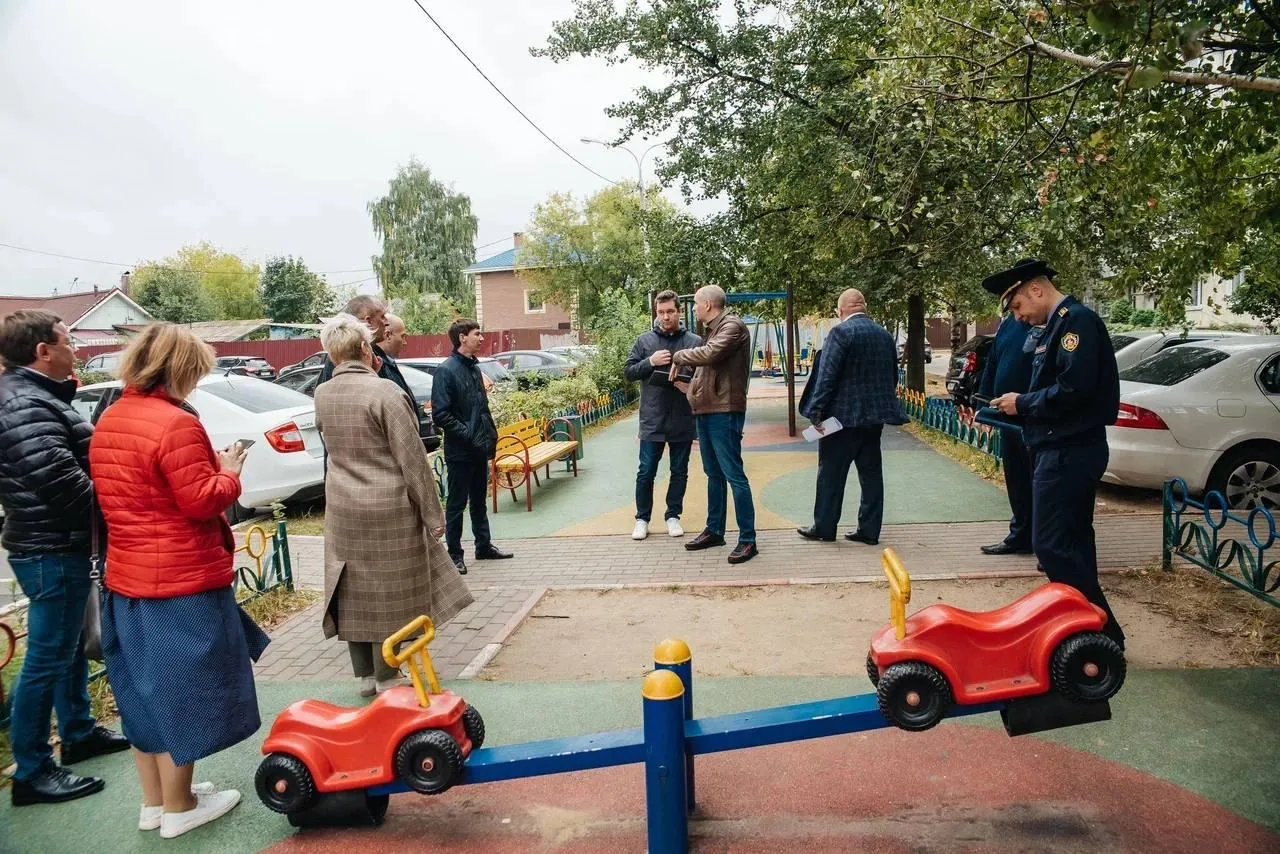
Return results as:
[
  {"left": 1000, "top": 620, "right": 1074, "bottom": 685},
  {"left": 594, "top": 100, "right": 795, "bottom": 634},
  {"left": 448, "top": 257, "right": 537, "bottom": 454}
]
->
[{"left": 89, "top": 323, "right": 269, "bottom": 839}]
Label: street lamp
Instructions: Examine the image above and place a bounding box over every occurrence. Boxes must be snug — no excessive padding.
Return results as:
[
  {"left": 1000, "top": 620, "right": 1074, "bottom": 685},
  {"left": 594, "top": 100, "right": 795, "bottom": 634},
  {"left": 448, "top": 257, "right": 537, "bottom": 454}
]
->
[{"left": 580, "top": 137, "right": 663, "bottom": 212}]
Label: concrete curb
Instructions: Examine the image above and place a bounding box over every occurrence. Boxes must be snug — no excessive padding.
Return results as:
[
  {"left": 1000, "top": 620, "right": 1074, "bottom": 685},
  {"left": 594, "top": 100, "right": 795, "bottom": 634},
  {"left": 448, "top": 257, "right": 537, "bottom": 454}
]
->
[{"left": 456, "top": 587, "right": 546, "bottom": 680}]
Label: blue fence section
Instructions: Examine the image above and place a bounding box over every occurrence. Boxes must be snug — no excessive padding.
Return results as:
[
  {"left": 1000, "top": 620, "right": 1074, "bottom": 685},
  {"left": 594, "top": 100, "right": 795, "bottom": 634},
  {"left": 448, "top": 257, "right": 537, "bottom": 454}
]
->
[
  {"left": 896, "top": 386, "right": 1003, "bottom": 462},
  {"left": 1162, "top": 478, "right": 1278, "bottom": 607}
]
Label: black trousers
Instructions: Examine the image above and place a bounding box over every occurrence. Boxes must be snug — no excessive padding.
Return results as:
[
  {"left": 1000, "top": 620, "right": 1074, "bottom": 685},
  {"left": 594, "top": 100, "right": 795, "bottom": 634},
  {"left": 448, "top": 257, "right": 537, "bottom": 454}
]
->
[
  {"left": 812, "top": 425, "right": 884, "bottom": 540},
  {"left": 999, "top": 428, "right": 1034, "bottom": 550},
  {"left": 445, "top": 455, "right": 492, "bottom": 560},
  {"left": 1032, "top": 442, "right": 1125, "bottom": 648}
]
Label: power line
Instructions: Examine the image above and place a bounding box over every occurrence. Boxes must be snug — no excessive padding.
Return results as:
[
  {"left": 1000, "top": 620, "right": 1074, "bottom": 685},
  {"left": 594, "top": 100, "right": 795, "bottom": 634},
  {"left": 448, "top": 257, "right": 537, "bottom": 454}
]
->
[
  {"left": 0, "top": 240, "right": 374, "bottom": 276},
  {"left": 474, "top": 236, "right": 510, "bottom": 251},
  {"left": 404, "top": 0, "right": 618, "bottom": 185}
]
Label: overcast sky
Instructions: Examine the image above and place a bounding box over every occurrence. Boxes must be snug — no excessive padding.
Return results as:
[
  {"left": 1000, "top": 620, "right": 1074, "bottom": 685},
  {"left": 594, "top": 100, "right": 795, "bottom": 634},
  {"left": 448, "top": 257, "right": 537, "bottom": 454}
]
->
[{"left": 0, "top": 0, "right": 694, "bottom": 296}]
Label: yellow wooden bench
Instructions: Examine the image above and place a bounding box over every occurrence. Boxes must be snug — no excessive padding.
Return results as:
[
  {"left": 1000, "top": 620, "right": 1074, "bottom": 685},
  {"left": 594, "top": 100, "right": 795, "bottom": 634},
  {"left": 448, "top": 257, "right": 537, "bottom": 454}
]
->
[{"left": 490, "top": 417, "right": 579, "bottom": 512}]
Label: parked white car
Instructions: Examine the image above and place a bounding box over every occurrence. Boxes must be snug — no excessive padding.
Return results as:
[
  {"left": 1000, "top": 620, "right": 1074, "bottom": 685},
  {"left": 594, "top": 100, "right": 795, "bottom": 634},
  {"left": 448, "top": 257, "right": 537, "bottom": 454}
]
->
[
  {"left": 1103, "top": 336, "right": 1280, "bottom": 510},
  {"left": 74, "top": 375, "right": 325, "bottom": 521},
  {"left": 1109, "top": 329, "right": 1255, "bottom": 373}
]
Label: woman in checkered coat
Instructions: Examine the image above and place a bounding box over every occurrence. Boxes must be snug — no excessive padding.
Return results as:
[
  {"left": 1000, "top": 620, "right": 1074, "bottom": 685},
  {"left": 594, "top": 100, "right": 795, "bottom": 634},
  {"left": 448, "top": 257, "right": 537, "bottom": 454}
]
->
[{"left": 314, "top": 314, "right": 473, "bottom": 697}]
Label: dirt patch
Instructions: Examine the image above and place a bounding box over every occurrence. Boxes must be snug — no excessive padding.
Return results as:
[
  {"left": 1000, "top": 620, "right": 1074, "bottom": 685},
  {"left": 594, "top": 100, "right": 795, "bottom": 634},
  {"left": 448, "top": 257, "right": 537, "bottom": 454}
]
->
[{"left": 481, "top": 576, "right": 1245, "bottom": 681}]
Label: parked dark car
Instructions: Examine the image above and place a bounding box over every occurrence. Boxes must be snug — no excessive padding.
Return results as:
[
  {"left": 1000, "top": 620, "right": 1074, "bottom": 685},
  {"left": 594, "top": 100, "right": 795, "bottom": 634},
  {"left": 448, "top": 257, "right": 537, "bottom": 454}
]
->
[
  {"left": 274, "top": 365, "right": 440, "bottom": 452},
  {"left": 945, "top": 334, "right": 995, "bottom": 406},
  {"left": 215, "top": 355, "right": 277, "bottom": 380},
  {"left": 399, "top": 356, "right": 513, "bottom": 390},
  {"left": 895, "top": 336, "right": 933, "bottom": 365},
  {"left": 277, "top": 351, "right": 327, "bottom": 378},
  {"left": 490, "top": 350, "right": 576, "bottom": 381}
]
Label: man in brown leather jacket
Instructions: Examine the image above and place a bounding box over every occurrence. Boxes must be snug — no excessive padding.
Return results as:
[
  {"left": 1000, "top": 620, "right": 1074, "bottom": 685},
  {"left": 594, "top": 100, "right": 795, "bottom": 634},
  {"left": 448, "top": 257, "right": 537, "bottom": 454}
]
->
[{"left": 669, "top": 285, "right": 758, "bottom": 563}]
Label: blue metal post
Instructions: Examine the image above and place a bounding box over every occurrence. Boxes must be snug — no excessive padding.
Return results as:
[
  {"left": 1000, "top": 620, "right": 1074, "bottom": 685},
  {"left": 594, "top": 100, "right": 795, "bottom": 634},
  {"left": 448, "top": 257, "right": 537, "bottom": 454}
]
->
[
  {"left": 642, "top": 670, "right": 688, "bottom": 854},
  {"left": 654, "top": 639, "right": 695, "bottom": 812}
]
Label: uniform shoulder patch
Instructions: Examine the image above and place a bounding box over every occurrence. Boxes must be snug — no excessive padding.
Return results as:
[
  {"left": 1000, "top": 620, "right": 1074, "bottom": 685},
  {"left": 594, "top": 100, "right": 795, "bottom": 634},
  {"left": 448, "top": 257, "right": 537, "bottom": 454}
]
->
[
  {"left": 1057, "top": 306, "right": 1069, "bottom": 317},
  {"left": 1061, "top": 332, "right": 1080, "bottom": 352}
]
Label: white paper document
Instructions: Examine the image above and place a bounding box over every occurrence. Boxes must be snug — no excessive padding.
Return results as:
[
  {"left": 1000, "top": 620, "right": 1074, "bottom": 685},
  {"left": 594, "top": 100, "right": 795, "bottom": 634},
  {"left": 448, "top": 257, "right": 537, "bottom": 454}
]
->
[{"left": 802, "top": 417, "right": 843, "bottom": 442}]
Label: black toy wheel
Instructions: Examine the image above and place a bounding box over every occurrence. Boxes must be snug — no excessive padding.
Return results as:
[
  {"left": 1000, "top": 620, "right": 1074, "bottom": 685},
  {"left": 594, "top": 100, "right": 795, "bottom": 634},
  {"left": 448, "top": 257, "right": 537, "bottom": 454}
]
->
[
  {"left": 462, "top": 704, "right": 486, "bottom": 750},
  {"left": 1051, "top": 632, "right": 1126, "bottom": 703},
  {"left": 876, "top": 661, "right": 953, "bottom": 731},
  {"left": 394, "top": 729, "right": 464, "bottom": 795},
  {"left": 255, "top": 753, "right": 316, "bottom": 815},
  {"left": 865, "top": 653, "right": 880, "bottom": 688}
]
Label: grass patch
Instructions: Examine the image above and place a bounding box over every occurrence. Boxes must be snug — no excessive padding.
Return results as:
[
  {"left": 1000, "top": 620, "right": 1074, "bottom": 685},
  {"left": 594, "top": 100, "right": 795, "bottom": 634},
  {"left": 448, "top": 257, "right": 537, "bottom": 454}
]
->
[
  {"left": 1113, "top": 563, "right": 1280, "bottom": 667},
  {"left": 1, "top": 587, "right": 317, "bottom": 784},
  {"left": 900, "top": 421, "right": 1003, "bottom": 482}
]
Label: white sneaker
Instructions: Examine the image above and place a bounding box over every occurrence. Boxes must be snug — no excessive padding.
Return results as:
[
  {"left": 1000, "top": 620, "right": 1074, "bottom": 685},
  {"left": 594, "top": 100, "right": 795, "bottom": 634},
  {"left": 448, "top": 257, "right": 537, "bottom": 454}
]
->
[
  {"left": 139, "top": 783, "right": 218, "bottom": 831},
  {"left": 666, "top": 518, "right": 684, "bottom": 537},
  {"left": 359, "top": 676, "right": 376, "bottom": 698},
  {"left": 158, "top": 789, "right": 242, "bottom": 839},
  {"left": 632, "top": 520, "right": 649, "bottom": 540}
]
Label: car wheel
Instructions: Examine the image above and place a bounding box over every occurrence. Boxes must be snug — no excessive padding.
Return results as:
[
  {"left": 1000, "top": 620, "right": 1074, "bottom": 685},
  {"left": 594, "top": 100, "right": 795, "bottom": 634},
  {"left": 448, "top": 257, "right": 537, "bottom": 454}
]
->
[
  {"left": 462, "top": 704, "right": 486, "bottom": 750},
  {"left": 876, "top": 661, "right": 952, "bottom": 731},
  {"left": 1051, "top": 632, "right": 1125, "bottom": 703},
  {"left": 865, "top": 653, "right": 880, "bottom": 688},
  {"left": 394, "top": 729, "right": 463, "bottom": 795},
  {"left": 255, "top": 753, "right": 316, "bottom": 814},
  {"left": 1206, "top": 443, "right": 1280, "bottom": 512},
  {"left": 226, "top": 502, "right": 255, "bottom": 525}
]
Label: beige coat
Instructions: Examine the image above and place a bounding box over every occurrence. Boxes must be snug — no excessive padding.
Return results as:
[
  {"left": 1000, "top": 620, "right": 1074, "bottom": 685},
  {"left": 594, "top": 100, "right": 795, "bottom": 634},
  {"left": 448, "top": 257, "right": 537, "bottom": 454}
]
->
[{"left": 315, "top": 361, "right": 473, "bottom": 643}]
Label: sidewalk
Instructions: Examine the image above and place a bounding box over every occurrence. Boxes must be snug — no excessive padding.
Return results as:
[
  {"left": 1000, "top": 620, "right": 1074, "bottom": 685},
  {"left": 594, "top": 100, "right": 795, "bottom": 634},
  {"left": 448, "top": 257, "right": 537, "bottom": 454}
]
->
[{"left": 254, "top": 513, "right": 1165, "bottom": 684}]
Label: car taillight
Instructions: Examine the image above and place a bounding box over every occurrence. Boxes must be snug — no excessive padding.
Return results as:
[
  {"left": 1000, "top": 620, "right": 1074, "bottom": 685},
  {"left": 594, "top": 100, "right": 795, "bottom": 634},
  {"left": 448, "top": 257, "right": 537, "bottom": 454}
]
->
[
  {"left": 265, "top": 422, "right": 306, "bottom": 452},
  {"left": 1114, "top": 403, "right": 1168, "bottom": 429},
  {"left": 963, "top": 352, "right": 977, "bottom": 372}
]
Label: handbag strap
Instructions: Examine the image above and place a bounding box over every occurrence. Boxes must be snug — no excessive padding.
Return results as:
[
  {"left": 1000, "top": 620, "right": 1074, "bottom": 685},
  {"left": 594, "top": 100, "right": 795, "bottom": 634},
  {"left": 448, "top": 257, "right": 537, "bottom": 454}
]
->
[{"left": 89, "top": 492, "right": 104, "bottom": 583}]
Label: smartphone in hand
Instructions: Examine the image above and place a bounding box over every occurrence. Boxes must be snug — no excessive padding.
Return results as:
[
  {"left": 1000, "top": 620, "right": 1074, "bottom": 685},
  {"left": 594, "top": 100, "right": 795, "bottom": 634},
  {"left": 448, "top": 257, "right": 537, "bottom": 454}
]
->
[{"left": 236, "top": 439, "right": 256, "bottom": 452}]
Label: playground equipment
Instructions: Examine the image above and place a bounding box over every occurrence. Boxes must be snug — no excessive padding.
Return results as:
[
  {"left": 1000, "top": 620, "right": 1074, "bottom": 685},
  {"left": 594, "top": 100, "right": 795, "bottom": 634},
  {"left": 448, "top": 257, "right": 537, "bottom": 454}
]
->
[{"left": 256, "top": 549, "right": 1124, "bottom": 849}]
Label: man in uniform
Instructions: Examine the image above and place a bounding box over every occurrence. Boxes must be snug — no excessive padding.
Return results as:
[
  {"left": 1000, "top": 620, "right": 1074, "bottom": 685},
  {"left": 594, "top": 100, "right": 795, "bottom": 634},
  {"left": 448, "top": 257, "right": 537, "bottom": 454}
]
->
[
  {"left": 976, "top": 308, "right": 1036, "bottom": 557},
  {"left": 987, "top": 259, "right": 1125, "bottom": 648}
]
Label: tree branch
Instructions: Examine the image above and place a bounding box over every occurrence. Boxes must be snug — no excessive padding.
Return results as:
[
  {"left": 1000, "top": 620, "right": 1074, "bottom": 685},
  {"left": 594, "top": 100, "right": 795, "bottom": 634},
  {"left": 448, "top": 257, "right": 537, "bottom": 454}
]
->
[{"left": 1023, "top": 36, "right": 1280, "bottom": 94}]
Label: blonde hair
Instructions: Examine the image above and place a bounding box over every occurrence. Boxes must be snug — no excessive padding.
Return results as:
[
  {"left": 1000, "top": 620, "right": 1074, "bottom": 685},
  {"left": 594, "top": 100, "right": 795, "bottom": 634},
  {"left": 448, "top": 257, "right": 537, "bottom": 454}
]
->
[
  {"left": 321, "top": 313, "right": 373, "bottom": 364},
  {"left": 117, "top": 323, "right": 215, "bottom": 398}
]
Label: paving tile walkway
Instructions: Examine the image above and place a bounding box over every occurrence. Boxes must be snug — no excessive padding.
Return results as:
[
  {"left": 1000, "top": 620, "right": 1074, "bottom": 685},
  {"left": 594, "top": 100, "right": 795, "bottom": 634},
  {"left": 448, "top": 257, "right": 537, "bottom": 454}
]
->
[{"left": 254, "top": 513, "right": 1166, "bottom": 684}]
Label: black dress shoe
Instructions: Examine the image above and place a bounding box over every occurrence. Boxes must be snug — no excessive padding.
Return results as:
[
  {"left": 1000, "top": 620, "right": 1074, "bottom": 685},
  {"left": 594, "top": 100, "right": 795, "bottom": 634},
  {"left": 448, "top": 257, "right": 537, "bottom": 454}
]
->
[
  {"left": 684, "top": 531, "right": 726, "bottom": 551},
  {"left": 11, "top": 765, "right": 105, "bottom": 806},
  {"left": 980, "top": 541, "right": 1034, "bottom": 556},
  {"left": 796, "top": 527, "right": 835, "bottom": 542},
  {"left": 452, "top": 557, "right": 468, "bottom": 575},
  {"left": 727, "top": 542, "right": 758, "bottom": 564},
  {"left": 844, "top": 532, "right": 879, "bottom": 545},
  {"left": 59, "top": 726, "right": 130, "bottom": 764},
  {"left": 475, "top": 546, "right": 513, "bottom": 560}
]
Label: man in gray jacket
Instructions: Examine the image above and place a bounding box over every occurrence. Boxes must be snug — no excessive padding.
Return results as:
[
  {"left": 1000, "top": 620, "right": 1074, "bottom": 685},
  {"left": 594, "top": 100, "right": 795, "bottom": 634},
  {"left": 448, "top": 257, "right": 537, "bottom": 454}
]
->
[{"left": 623, "top": 290, "right": 701, "bottom": 540}]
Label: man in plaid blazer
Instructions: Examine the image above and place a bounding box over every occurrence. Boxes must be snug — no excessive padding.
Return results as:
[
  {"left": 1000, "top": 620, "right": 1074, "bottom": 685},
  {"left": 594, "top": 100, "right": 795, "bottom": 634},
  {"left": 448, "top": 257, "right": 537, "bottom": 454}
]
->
[{"left": 798, "top": 289, "right": 907, "bottom": 544}]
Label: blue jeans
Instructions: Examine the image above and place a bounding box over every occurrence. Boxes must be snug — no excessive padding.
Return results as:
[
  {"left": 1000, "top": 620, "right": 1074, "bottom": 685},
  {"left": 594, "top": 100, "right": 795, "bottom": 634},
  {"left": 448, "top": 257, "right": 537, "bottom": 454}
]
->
[
  {"left": 696, "top": 412, "right": 756, "bottom": 544},
  {"left": 8, "top": 551, "right": 97, "bottom": 780},
  {"left": 635, "top": 440, "right": 692, "bottom": 522}
]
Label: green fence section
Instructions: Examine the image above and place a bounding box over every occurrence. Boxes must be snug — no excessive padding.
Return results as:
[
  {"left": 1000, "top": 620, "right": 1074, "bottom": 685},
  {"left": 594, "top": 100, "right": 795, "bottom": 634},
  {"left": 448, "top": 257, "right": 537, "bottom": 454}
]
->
[
  {"left": 896, "top": 385, "right": 1004, "bottom": 463},
  {"left": 1162, "top": 478, "right": 1278, "bottom": 607}
]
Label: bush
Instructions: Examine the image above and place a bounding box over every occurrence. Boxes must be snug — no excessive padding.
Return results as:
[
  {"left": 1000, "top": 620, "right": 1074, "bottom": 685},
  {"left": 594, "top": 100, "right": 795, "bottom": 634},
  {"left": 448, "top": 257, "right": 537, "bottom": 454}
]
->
[
  {"left": 76, "top": 368, "right": 113, "bottom": 386},
  {"left": 581, "top": 288, "right": 650, "bottom": 393},
  {"left": 489, "top": 374, "right": 601, "bottom": 427},
  {"left": 1129, "top": 308, "right": 1158, "bottom": 327},
  {"left": 1107, "top": 299, "right": 1133, "bottom": 324}
]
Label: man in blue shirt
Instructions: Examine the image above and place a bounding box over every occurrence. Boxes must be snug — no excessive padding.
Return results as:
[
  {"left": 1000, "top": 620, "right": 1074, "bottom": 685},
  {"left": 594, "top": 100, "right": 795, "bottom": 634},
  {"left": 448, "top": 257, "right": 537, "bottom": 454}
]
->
[
  {"left": 977, "top": 312, "right": 1036, "bottom": 556},
  {"left": 988, "top": 260, "right": 1124, "bottom": 648}
]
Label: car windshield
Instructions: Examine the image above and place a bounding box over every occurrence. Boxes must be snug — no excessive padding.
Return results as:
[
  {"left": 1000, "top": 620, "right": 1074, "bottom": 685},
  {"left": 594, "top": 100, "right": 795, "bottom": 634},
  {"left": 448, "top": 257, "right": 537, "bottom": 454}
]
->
[
  {"left": 1110, "top": 334, "right": 1139, "bottom": 352},
  {"left": 199, "top": 378, "right": 313, "bottom": 412},
  {"left": 1119, "top": 345, "right": 1230, "bottom": 386}
]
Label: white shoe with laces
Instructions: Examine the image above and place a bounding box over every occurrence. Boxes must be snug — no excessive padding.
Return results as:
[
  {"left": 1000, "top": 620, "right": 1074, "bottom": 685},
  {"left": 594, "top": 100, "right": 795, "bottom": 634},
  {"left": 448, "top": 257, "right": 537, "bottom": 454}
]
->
[
  {"left": 158, "top": 788, "right": 242, "bottom": 838},
  {"left": 632, "top": 520, "right": 649, "bottom": 540},
  {"left": 666, "top": 518, "right": 684, "bottom": 537},
  {"left": 139, "top": 783, "right": 218, "bottom": 831}
]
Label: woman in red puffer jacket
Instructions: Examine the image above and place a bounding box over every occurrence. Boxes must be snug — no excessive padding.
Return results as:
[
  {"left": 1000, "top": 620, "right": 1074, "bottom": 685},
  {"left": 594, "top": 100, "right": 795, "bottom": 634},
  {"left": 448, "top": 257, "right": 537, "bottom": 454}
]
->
[{"left": 89, "top": 323, "right": 268, "bottom": 840}]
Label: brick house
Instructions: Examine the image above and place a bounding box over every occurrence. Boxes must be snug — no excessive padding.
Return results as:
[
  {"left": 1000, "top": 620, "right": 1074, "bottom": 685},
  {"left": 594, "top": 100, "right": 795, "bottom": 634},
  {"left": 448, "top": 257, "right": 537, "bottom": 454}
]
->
[{"left": 465, "top": 233, "right": 574, "bottom": 332}]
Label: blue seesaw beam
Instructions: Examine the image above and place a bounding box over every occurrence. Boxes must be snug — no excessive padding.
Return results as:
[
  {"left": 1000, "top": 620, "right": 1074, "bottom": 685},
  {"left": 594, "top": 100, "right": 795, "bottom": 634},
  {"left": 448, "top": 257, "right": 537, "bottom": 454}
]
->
[{"left": 368, "top": 693, "right": 1004, "bottom": 797}]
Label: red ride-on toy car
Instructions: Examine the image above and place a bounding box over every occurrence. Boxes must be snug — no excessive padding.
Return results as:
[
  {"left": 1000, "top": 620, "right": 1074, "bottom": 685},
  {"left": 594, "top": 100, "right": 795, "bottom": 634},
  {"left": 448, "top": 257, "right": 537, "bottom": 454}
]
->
[
  {"left": 867, "top": 549, "right": 1125, "bottom": 731},
  {"left": 255, "top": 616, "right": 484, "bottom": 824}
]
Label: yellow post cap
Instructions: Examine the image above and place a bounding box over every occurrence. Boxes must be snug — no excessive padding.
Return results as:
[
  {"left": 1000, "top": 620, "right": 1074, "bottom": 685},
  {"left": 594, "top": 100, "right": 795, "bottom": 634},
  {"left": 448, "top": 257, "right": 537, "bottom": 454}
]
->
[
  {"left": 653, "top": 638, "right": 692, "bottom": 665},
  {"left": 642, "top": 669, "right": 686, "bottom": 700}
]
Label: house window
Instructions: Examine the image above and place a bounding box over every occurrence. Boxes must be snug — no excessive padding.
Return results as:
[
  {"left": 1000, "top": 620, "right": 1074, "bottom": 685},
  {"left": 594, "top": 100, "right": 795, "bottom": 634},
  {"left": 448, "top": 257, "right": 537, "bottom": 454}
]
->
[
  {"left": 524, "top": 290, "right": 546, "bottom": 313},
  {"left": 1189, "top": 279, "right": 1204, "bottom": 307},
  {"left": 1226, "top": 271, "right": 1245, "bottom": 295}
]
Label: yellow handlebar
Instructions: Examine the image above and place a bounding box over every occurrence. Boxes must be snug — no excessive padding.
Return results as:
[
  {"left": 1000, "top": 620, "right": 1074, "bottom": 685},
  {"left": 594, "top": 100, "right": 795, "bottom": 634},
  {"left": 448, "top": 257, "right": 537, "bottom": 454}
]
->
[
  {"left": 382, "top": 616, "right": 442, "bottom": 708},
  {"left": 881, "top": 548, "right": 911, "bottom": 640}
]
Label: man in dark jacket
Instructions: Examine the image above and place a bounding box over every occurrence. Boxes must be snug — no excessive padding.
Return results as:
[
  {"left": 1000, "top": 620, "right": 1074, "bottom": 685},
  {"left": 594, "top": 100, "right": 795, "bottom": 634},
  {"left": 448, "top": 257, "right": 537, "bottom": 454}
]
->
[
  {"left": 623, "top": 290, "right": 702, "bottom": 540},
  {"left": 0, "top": 310, "right": 128, "bottom": 806},
  {"left": 798, "top": 289, "right": 907, "bottom": 545},
  {"left": 977, "top": 312, "right": 1036, "bottom": 556},
  {"left": 430, "top": 320, "right": 511, "bottom": 574}
]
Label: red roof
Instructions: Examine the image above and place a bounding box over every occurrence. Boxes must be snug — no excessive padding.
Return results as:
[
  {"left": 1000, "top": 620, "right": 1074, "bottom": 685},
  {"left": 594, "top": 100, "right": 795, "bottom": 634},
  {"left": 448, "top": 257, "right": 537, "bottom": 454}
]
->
[{"left": 0, "top": 289, "right": 122, "bottom": 326}]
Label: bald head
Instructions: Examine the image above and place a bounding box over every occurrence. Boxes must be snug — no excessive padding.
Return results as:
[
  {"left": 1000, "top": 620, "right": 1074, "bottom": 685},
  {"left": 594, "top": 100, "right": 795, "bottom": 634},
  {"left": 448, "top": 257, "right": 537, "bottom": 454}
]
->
[
  {"left": 693, "top": 285, "right": 727, "bottom": 324},
  {"left": 837, "top": 289, "right": 866, "bottom": 319}
]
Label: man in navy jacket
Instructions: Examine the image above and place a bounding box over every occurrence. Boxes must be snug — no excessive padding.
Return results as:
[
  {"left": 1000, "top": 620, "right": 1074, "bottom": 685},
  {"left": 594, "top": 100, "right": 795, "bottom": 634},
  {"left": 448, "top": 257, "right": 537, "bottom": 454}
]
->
[
  {"left": 977, "top": 312, "right": 1036, "bottom": 555},
  {"left": 798, "top": 289, "right": 907, "bottom": 544}
]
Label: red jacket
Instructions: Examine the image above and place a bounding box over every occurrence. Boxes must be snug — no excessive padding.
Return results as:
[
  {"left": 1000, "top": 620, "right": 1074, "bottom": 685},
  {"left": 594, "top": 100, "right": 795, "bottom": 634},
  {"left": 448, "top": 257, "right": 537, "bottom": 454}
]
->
[{"left": 89, "top": 387, "right": 242, "bottom": 599}]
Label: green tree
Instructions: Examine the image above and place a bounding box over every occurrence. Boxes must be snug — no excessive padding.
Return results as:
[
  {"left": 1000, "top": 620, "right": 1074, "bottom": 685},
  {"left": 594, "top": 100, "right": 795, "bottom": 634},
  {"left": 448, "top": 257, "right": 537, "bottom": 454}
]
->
[
  {"left": 131, "top": 267, "right": 213, "bottom": 323},
  {"left": 260, "top": 257, "right": 332, "bottom": 323},
  {"left": 1230, "top": 277, "right": 1280, "bottom": 332},
  {"left": 1108, "top": 299, "right": 1134, "bottom": 325},
  {"left": 175, "top": 242, "right": 263, "bottom": 319},
  {"left": 387, "top": 289, "right": 459, "bottom": 335},
  {"left": 582, "top": 288, "right": 651, "bottom": 392},
  {"left": 369, "top": 160, "right": 479, "bottom": 312}
]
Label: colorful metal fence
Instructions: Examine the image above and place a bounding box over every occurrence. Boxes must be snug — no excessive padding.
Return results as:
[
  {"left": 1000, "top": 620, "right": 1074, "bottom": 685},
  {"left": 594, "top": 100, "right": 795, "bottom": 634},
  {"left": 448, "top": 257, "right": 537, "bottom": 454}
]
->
[
  {"left": 1162, "top": 478, "right": 1278, "bottom": 607},
  {"left": 896, "top": 386, "right": 1003, "bottom": 462}
]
